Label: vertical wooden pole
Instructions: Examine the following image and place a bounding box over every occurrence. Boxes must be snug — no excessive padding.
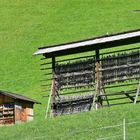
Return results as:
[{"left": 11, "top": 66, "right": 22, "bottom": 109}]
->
[
  {"left": 45, "top": 80, "right": 53, "bottom": 119},
  {"left": 134, "top": 81, "right": 140, "bottom": 104},
  {"left": 123, "top": 118, "right": 126, "bottom": 140},
  {"left": 14, "top": 101, "right": 16, "bottom": 124},
  {"left": 52, "top": 57, "right": 56, "bottom": 101},
  {"left": 52, "top": 56, "right": 56, "bottom": 116},
  {"left": 95, "top": 49, "right": 102, "bottom": 109},
  {"left": 45, "top": 56, "right": 56, "bottom": 119}
]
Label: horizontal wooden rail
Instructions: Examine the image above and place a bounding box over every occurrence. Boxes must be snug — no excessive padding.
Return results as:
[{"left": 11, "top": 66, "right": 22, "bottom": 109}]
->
[
  {"left": 60, "top": 89, "right": 95, "bottom": 95},
  {"left": 40, "top": 62, "right": 52, "bottom": 66},
  {"left": 55, "top": 66, "right": 94, "bottom": 74},
  {"left": 40, "top": 78, "right": 52, "bottom": 82},
  {"left": 40, "top": 67, "right": 52, "bottom": 70},
  {"left": 103, "top": 76, "right": 140, "bottom": 84},
  {"left": 99, "top": 52, "right": 140, "bottom": 62},
  {"left": 56, "top": 71, "right": 94, "bottom": 78},
  {"left": 100, "top": 90, "right": 136, "bottom": 96},
  {"left": 56, "top": 55, "right": 95, "bottom": 63},
  {"left": 59, "top": 83, "right": 95, "bottom": 90},
  {"left": 42, "top": 73, "right": 52, "bottom": 76},
  {"left": 105, "top": 96, "right": 128, "bottom": 101},
  {"left": 104, "top": 100, "right": 140, "bottom": 107},
  {"left": 101, "top": 58, "right": 140, "bottom": 68},
  {"left": 100, "top": 62, "right": 140, "bottom": 72},
  {"left": 101, "top": 82, "right": 138, "bottom": 89},
  {"left": 43, "top": 89, "right": 95, "bottom": 97},
  {"left": 100, "top": 46, "right": 140, "bottom": 56},
  {"left": 40, "top": 57, "right": 46, "bottom": 60}
]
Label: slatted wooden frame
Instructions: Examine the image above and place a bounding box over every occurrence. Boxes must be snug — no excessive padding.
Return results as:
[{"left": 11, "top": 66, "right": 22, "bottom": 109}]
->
[{"left": 34, "top": 29, "right": 140, "bottom": 117}]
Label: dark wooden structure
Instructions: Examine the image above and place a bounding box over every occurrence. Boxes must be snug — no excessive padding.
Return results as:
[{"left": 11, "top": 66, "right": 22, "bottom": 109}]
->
[
  {"left": 0, "top": 90, "right": 40, "bottom": 125},
  {"left": 33, "top": 29, "right": 140, "bottom": 117}
]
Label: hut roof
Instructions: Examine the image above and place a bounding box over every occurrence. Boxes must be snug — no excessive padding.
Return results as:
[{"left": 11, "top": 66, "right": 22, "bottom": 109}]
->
[
  {"left": 0, "top": 90, "right": 41, "bottom": 104},
  {"left": 33, "top": 29, "right": 140, "bottom": 57}
]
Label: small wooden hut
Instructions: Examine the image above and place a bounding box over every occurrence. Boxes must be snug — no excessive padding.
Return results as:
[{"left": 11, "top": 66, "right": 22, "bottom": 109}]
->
[
  {"left": 33, "top": 29, "right": 140, "bottom": 117},
  {"left": 0, "top": 90, "right": 40, "bottom": 125}
]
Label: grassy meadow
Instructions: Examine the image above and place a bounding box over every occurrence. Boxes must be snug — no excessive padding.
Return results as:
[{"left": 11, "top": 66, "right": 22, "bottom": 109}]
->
[{"left": 0, "top": 0, "right": 140, "bottom": 139}]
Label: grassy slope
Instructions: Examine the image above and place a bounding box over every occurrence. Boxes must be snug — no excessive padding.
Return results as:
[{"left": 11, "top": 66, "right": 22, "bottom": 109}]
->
[
  {"left": 1, "top": 105, "right": 140, "bottom": 140},
  {"left": 0, "top": 0, "right": 140, "bottom": 139}
]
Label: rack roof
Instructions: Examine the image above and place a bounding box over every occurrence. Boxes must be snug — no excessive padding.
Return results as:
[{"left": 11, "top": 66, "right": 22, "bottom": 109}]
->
[{"left": 33, "top": 29, "right": 140, "bottom": 58}]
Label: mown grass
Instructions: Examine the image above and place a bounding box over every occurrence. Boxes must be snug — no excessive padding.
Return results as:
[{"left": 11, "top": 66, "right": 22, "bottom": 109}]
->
[
  {"left": 0, "top": 0, "right": 140, "bottom": 140},
  {"left": 1, "top": 104, "right": 140, "bottom": 140}
]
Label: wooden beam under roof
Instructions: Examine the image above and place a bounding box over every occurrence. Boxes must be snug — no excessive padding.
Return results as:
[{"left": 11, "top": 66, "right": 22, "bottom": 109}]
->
[{"left": 33, "top": 29, "right": 140, "bottom": 57}]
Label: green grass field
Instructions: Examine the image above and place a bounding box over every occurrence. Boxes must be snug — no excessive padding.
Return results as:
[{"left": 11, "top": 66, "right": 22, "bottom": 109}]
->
[{"left": 0, "top": 0, "right": 140, "bottom": 139}]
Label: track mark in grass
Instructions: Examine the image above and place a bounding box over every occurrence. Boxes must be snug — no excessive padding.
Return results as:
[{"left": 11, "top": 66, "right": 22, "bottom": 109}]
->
[
  {"left": 96, "top": 134, "right": 122, "bottom": 140},
  {"left": 25, "top": 136, "right": 46, "bottom": 140},
  {"left": 132, "top": 10, "right": 140, "bottom": 12}
]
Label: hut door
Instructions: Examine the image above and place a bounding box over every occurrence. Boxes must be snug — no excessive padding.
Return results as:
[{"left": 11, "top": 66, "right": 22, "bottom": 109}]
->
[
  {"left": 15, "top": 104, "right": 22, "bottom": 123},
  {"left": 21, "top": 104, "right": 27, "bottom": 122}
]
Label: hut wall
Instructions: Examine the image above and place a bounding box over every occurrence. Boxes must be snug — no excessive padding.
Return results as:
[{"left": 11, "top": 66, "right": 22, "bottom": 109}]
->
[
  {"left": 15, "top": 102, "right": 22, "bottom": 124},
  {"left": 25, "top": 103, "right": 34, "bottom": 121},
  {"left": 0, "top": 94, "right": 14, "bottom": 104},
  {"left": 0, "top": 94, "right": 15, "bottom": 125},
  {"left": 15, "top": 101, "right": 34, "bottom": 123}
]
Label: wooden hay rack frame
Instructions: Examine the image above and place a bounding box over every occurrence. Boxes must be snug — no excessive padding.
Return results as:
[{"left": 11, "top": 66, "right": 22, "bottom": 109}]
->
[{"left": 33, "top": 29, "right": 140, "bottom": 118}]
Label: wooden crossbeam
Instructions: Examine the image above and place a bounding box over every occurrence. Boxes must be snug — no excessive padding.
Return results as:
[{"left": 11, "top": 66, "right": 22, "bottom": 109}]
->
[
  {"left": 101, "top": 82, "right": 138, "bottom": 89},
  {"left": 91, "top": 93, "right": 97, "bottom": 110},
  {"left": 105, "top": 96, "right": 128, "bottom": 101},
  {"left": 100, "top": 62, "right": 140, "bottom": 72},
  {"left": 104, "top": 101, "right": 140, "bottom": 107},
  {"left": 103, "top": 76, "right": 140, "bottom": 85},
  {"left": 100, "top": 90, "right": 136, "bottom": 96},
  {"left": 102, "top": 87, "right": 110, "bottom": 107},
  {"left": 124, "top": 93, "right": 134, "bottom": 102}
]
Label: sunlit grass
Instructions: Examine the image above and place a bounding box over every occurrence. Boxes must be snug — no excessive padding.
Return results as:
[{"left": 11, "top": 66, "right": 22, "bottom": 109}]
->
[{"left": 0, "top": 0, "right": 140, "bottom": 139}]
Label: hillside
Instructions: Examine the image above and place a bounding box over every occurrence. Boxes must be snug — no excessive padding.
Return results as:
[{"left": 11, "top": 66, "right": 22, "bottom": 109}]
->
[
  {"left": 1, "top": 105, "right": 140, "bottom": 140},
  {"left": 0, "top": 0, "right": 140, "bottom": 140}
]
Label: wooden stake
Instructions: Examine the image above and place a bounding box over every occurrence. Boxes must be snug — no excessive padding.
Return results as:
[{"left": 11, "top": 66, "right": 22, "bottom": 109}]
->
[
  {"left": 95, "top": 49, "right": 102, "bottom": 108},
  {"left": 52, "top": 56, "right": 56, "bottom": 117},
  {"left": 134, "top": 81, "right": 140, "bottom": 104},
  {"left": 123, "top": 118, "right": 126, "bottom": 140},
  {"left": 45, "top": 56, "right": 56, "bottom": 119},
  {"left": 45, "top": 81, "right": 53, "bottom": 119},
  {"left": 91, "top": 93, "right": 97, "bottom": 110},
  {"left": 102, "top": 87, "right": 110, "bottom": 107}
]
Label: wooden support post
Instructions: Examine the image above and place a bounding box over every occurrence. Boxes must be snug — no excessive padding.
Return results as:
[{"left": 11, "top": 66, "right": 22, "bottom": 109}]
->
[
  {"left": 91, "top": 93, "right": 97, "bottom": 110},
  {"left": 102, "top": 87, "right": 110, "bottom": 107},
  {"left": 45, "top": 80, "right": 53, "bottom": 119},
  {"left": 95, "top": 49, "right": 102, "bottom": 109},
  {"left": 134, "top": 81, "right": 140, "bottom": 104},
  {"left": 123, "top": 118, "right": 126, "bottom": 140},
  {"left": 44, "top": 56, "right": 56, "bottom": 118},
  {"left": 124, "top": 93, "right": 134, "bottom": 102},
  {"left": 52, "top": 57, "right": 56, "bottom": 101},
  {"left": 52, "top": 56, "right": 56, "bottom": 117}
]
